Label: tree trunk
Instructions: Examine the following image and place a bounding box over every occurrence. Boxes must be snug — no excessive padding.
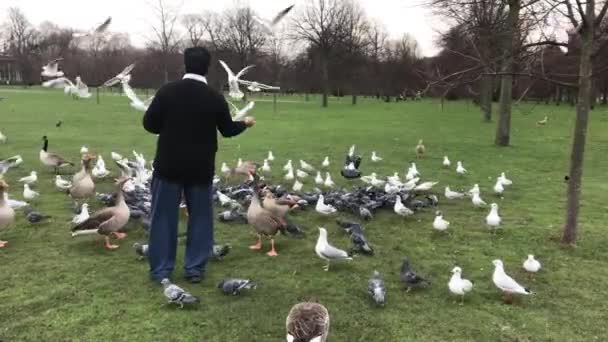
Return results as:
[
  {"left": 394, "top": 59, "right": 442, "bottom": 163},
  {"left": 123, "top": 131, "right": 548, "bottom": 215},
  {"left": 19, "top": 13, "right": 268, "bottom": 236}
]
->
[
  {"left": 321, "top": 53, "right": 329, "bottom": 108},
  {"left": 481, "top": 72, "right": 493, "bottom": 122},
  {"left": 495, "top": 0, "right": 520, "bottom": 146},
  {"left": 562, "top": 1, "right": 595, "bottom": 245},
  {"left": 352, "top": 94, "right": 357, "bottom": 105}
]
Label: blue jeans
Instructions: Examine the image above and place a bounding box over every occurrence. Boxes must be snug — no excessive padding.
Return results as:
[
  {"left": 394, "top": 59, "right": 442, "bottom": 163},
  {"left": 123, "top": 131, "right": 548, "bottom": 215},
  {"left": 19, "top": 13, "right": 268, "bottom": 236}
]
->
[{"left": 148, "top": 177, "right": 214, "bottom": 282}]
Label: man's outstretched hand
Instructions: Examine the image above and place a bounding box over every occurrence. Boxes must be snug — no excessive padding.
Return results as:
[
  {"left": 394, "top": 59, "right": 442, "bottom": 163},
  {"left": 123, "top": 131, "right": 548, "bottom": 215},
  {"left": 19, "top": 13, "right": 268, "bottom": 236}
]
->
[{"left": 244, "top": 116, "right": 256, "bottom": 128}]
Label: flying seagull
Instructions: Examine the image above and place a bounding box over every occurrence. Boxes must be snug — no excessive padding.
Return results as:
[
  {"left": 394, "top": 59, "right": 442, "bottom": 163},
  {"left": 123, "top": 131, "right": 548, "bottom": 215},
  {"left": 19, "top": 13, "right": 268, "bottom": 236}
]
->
[
  {"left": 228, "top": 101, "right": 255, "bottom": 121},
  {"left": 41, "top": 58, "right": 64, "bottom": 78},
  {"left": 121, "top": 78, "right": 153, "bottom": 111},
  {"left": 73, "top": 16, "right": 112, "bottom": 38},
  {"left": 103, "top": 63, "right": 135, "bottom": 87},
  {"left": 218, "top": 60, "right": 255, "bottom": 100},
  {"left": 253, "top": 4, "right": 295, "bottom": 33}
]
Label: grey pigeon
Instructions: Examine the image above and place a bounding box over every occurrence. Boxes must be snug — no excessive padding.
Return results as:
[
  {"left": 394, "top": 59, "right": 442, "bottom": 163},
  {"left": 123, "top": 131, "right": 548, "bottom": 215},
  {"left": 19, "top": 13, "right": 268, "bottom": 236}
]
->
[
  {"left": 217, "top": 209, "right": 247, "bottom": 223},
  {"left": 211, "top": 244, "right": 231, "bottom": 260},
  {"left": 351, "top": 231, "right": 373, "bottom": 255},
  {"left": 400, "top": 257, "right": 431, "bottom": 291},
  {"left": 24, "top": 207, "right": 52, "bottom": 224},
  {"left": 217, "top": 278, "right": 257, "bottom": 295},
  {"left": 161, "top": 278, "right": 199, "bottom": 308},
  {"left": 335, "top": 218, "right": 363, "bottom": 234},
  {"left": 368, "top": 271, "right": 386, "bottom": 305},
  {"left": 133, "top": 242, "right": 148, "bottom": 259}
]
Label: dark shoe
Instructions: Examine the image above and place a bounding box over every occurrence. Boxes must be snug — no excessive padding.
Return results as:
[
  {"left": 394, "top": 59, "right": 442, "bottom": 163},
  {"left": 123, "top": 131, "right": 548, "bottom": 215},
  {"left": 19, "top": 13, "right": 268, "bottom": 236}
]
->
[{"left": 185, "top": 275, "right": 202, "bottom": 284}]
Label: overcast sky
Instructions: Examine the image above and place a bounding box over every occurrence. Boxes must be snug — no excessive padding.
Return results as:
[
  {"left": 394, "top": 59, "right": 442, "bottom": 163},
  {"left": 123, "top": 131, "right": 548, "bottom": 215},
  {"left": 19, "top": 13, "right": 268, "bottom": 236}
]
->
[{"left": 1, "top": 0, "right": 444, "bottom": 56}]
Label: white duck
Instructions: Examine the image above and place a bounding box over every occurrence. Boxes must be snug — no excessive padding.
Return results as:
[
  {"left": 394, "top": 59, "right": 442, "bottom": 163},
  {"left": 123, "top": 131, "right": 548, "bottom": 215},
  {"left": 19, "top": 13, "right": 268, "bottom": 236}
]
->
[
  {"left": 72, "top": 203, "right": 90, "bottom": 225},
  {"left": 322, "top": 156, "right": 330, "bottom": 168},
  {"left": 261, "top": 159, "right": 271, "bottom": 173},
  {"left": 432, "top": 211, "right": 450, "bottom": 232},
  {"left": 292, "top": 180, "right": 303, "bottom": 192},
  {"left": 486, "top": 203, "right": 501, "bottom": 230},
  {"left": 315, "top": 227, "right": 352, "bottom": 271},
  {"left": 315, "top": 172, "right": 324, "bottom": 185},
  {"left": 456, "top": 161, "right": 467, "bottom": 175},
  {"left": 443, "top": 155, "right": 451, "bottom": 167},
  {"left": 315, "top": 195, "right": 337, "bottom": 215},
  {"left": 448, "top": 266, "right": 473, "bottom": 304},
  {"left": 394, "top": 195, "right": 414, "bottom": 217},
  {"left": 284, "top": 169, "right": 295, "bottom": 181},
  {"left": 492, "top": 259, "right": 531, "bottom": 302},
  {"left": 498, "top": 172, "right": 513, "bottom": 186},
  {"left": 371, "top": 151, "right": 383, "bottom": 162},
  {"left": 267, "top": 151, "right": 275, "bottom": 162},
  {"left": 23, "top": 184, "right": 40, "bottom": 200},
  {"left": 19, "top": 171, "right": 38, "bottom": 185},
  {"left": 414, "top": 181, "right": 438, "bottom": 192},
  {"left": 493, "top": 178, "right": 505, "bottom": 195},
  {"left": 218, "top": 60, "right": 254, "bottom": 100},
  {"left": 55, "top": 175, "right": 72, "bottom": 190},
  {"left": 445, "top": 186, "right": 465, "bottom": 200},
  {"left": 472, "top": 193, "right": 487, "bottom": 207},
  {"left": 283, "top": 160, "right": 293, "bottom": 171},
  {"left": 296, "top": 169, "right": 309, "bottom": 179},
  {"left": 324, "top": 173, "right": 335, "bottom": 188},
  {"left": 523, "top": 255, "right": 541, "bottom": 274}
]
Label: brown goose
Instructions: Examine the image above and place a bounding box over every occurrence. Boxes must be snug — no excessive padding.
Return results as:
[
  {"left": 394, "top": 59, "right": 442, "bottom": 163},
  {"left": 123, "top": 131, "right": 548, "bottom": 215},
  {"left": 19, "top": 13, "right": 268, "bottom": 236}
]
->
[
  {"left": 39, "top": 135, "right": 73, "bottom": 173},
  {"left": 0, "top": 180, "right": 16, "bottom": 248},
  {"left": 70, "top": 154, "right": 96, "bottom": 199},
  {"left": 71, "top": 178, "right": 131, "bottom": 250},
  {"left": 286, "top": 302, "right": 330, "bottom": 342},
  {"left": 262, "top": 190, "right": 298, "bottom": 218},
  {"left": 247, "top": 176, "right": 286, "bottom": 257}
]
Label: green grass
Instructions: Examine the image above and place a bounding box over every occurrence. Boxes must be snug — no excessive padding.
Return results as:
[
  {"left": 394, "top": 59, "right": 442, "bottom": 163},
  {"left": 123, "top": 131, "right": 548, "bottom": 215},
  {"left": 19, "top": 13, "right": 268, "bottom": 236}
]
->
[{"left": 1, "top": 88, "right": 608, "bottom": 341}]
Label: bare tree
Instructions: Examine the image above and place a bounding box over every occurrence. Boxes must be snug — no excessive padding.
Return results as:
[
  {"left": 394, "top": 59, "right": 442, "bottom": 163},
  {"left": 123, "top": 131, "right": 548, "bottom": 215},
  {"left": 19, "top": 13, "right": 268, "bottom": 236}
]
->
[
  {"left": 4, "top": 7, "right": 40, "bottom": 83},
  {"left": 147, "top": 0, "right": 182, "bottom": 84},
  {"left": 291, "top": 0, "right": 355, "bottom": 107},
  {"left": 217, "top": 6, "right": 267, "bottom": 68},
  {"left": 181, "top": 14, "right": 205, "bottom": 47},
  {"left": 556, "top": 0, "right": 608, "bottom": 244}
]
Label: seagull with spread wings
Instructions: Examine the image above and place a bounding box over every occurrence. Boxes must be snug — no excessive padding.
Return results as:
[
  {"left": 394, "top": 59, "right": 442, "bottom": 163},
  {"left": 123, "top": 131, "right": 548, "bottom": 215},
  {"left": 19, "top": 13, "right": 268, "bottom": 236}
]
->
[{"left": 218, "top": 60, "right": 255, "bottom": 100}]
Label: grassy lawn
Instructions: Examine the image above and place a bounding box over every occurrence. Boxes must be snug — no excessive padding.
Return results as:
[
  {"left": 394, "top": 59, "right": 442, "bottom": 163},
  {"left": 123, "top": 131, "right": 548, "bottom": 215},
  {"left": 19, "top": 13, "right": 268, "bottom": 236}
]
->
[{"left": 1, "top": 88, "right": 607, "bottom": 341}]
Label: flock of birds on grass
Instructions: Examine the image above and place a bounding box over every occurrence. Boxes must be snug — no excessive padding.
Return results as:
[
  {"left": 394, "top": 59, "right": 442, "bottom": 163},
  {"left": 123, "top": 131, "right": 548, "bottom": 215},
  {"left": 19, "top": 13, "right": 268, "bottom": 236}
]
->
[{"left": 0, "top": 5, "right": 547, "bottom": 341}]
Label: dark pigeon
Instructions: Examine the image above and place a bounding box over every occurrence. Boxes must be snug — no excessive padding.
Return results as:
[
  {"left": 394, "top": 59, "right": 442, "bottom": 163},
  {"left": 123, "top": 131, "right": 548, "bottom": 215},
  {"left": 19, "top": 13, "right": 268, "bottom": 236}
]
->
[
  {"left": 217, "top": 278, "right": 257, "bottom": 295},
  {"left": 211, "top": 243, "right": 231, "bottom": 260},
  {"left": 400, "top": 257, "right": 431, "bottom": 291},
  {"left": 218, "top": 209, "right": 247, "bottom": 223},
  {"left": 133, "top": 242, "right": 148, "bottom": 259},
  {"left": 24, "top": 207, "right": 52, "bottom": 224},
  {"left": 359, "top": 206, "right": 373, "bottom": 221}
]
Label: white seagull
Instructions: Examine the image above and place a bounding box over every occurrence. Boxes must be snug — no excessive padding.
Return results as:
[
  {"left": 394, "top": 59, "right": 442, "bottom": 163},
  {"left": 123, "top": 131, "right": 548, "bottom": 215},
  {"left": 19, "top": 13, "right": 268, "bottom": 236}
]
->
[
  {"left": 315, "top": 195, "right": 337, "bottom": 215},
  {"left": 103, "top": 63, "right": 136, "bottom": 87},
  {"left": 493, "top": 178, "right": 505, "bottom": 195},
  {"left": 252, "top": 4, "right": 295, "bottom": 33},
  {"left": 299, "top": 160, "right": 315, "bottom": 172},
  {"left": 80, "top": 146, "right": 89, "bottom": 155},
  {"left": 296, "top": 169, "right": 308, "bottom": 179},
  {"left": 220, "top": 162, "right": 231, "bottom": 175},
  {"left": 394, "top": 195, "right": 414, "bottom": 217},
  {"left": 486, "top": 203, "right": 502, "bottom": 230},
  {"left": 321, "top": 156, "right": 330, "bottom": 168},
  {"left": 469, "top": 183, "right": 480, "bottom": 196},
  {"left": 456, "top": 161, "right": 467, "bottom": 175},
  {"left": 498, "top": 172, "right": 513, "bottom": 186},
  {"left": 472, "top": 193, "right": 487, "bottom": 207},
  {"left": 55, "top": 175, "right": 72, "bottom": 190},
  {"left": 72, "top": 203, "right": 90, "bottom": 225},
  {"left": 41, "top": 58, "right": 64, "bottom": 78},
  {"left": 218, "top": 60, "right": 255, "bottom": 100},
  {"left": 111, "top": 152, "right": 123, "bottom": 161},
  {"left": 492, "top": 259, "right": 532, "bottom": 302},
  {"left": 122, "top": 78, "right": 153, "bottom": 111},
  {"left": 433, "top": 211, "right": 450, "bottom": 232},
  {"left": 292, "top": 180, "right": 303, "bottom": 192},
  {"left": 267, "top": 151, "right": 275, "bottom": 162},
  {"left": 445, "top": 186, "right": 465, "bottom": 200},
  {"left": 315, "top": 171, "right": 324, "bottom": 185},
  {"left": 261, "top": 159, "right": 271, "bottom": 173},
  {"left": 23, "top": 184, "right": 40, "bottom": 200},
  {"left": 371, "top": 151, "right": 383, "bottom": 162},
  {"left": 42, "top": 77, "right": 77, "bottom": 96},
  {"left": 324, "top": 172, "right": 335, "bottom": 188},
  {"left": 228, "top": 101, "right": 255, "bottom": 121},
  {"left": 19, "top": 171, "right": 38, "bottom": 185},
  {"left": 284, "top": 168, "right": 295, "bottom": 181},
  {"left": 315, "top": 227, "right": 352, "bottom": 271},
  {"left": 283, "top": 160, "right": 293, "bottom": 171},
  {"left": 414, "top": 181, "right": 438, "bottom": 192},
  {"left": 442, "top": 156, "right": 451, "bottom": 167},
  {"left": 72, "top": 16, "right": 112, "bottom": 38},
  {"left": 523, "top": 255, "right": 541, "bottom": 274},
  {"left": 238, "top": 80, "right": 280, "bottom": 92},
  {"left": 448, "top": 266, "right": 473, "bottom": 304}
]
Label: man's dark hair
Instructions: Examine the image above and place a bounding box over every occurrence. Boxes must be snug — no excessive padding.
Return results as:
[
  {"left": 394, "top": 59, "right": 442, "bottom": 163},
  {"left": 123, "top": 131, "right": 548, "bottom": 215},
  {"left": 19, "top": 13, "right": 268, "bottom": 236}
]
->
[{"left": 184, "top": 47, "right": 211, "bottom": 76}]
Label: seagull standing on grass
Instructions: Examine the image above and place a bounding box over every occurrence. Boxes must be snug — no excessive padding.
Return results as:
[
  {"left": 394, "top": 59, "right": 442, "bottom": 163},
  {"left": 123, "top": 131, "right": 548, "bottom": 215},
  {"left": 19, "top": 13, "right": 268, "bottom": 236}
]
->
[
  {"left": 315, "top": 172, "right": 324, "bottom": 185},
  {"left": 283, "top": 160, "right": 293, "bottom": 171},
  {"left": 443, "top": 156, "right": 451, "bottom": 167},
  {"left": 432, "top": 211, "right": 450, "bottom": 232},
  {"left": 456, "top": 161, "right": 467, "bottom": 175},
  {"left": 23, "top": 184, "right": 40, "bottom": 200},
  {"left": 394, "top": 196, "right": 414, "bottom": 217},
  {"left": 371, "top": 151, "right": 383, "bottom": 162},
  {"left": 55, "top": 175, "right": 72, "bottom": 190},
  {"left": 523, "top": 255, "right": 541, "bottom": 276},
  {"left": 72, "top": 203, "right": 90, "bottom": 225},
  {"left": 445, "top": 186, "right": 465, "bottom": 200},
  {"left": 486, "top": 203, "right": 502, "bottom": 231},
  {"left": 267, "top": 151, "right": 275, "bottom": 162},
  {"left": 498, "top": 172, "right": 513, "bottom": 186},
  {"left": 19, "top": 171, "right": 38, "bottom": 185},
  {"left": 472, "top": 193, "right": 487, "bottom": 207},
  {"left": 292, "top": 180, "right": 303, "bottom": 192},
  {"left": 261, "top": 159, "right": 271, "bottom": 173},
  {"left": 448, "top": 267, "right": 473, "bottom": 304},
  {"left": 315, "top": 227, "right": 352, "bottom": 271},
  {"left": 322, "top": 156, "right": 330, "bottom": 168},
  {"left": 493, "top": 178, "right": 505, "bottom": 195},
  {"left": 324, "top": 173, "right": 335, "bottom": 188},
  {"left": 316, "top": 195, "right": 337, "bottom": 215},
  {"left": 492, "top": 260, "right": 531, "bottom": 303}
]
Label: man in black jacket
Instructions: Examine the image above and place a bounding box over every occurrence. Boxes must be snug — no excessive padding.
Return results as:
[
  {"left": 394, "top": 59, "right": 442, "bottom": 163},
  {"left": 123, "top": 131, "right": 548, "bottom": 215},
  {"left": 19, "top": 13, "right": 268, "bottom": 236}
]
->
[{"left": 143, "top": 47, "right": 255, "bottom": 283}]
